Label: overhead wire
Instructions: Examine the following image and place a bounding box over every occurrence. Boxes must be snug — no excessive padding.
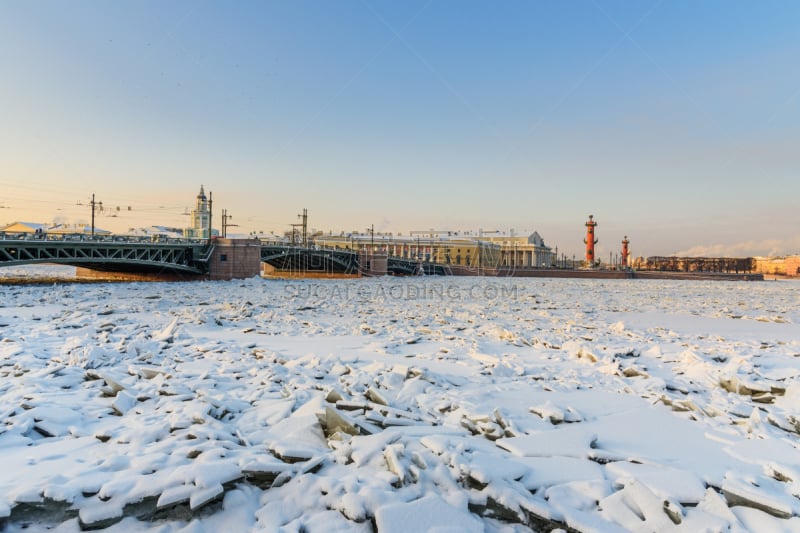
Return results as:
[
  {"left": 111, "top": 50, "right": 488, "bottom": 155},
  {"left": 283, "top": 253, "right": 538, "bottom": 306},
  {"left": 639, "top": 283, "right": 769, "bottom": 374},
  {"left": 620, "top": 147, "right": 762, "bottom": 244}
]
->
[{"left": 1, "top": 181, "right": 294, "bottom": 233}]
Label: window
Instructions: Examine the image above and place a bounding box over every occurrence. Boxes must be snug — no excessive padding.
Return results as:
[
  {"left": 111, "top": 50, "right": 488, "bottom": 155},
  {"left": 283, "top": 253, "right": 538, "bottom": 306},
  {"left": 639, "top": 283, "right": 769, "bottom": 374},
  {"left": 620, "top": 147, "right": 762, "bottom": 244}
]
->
[{"left": 220, "top": 254, "right": 228, "bottom": 262}]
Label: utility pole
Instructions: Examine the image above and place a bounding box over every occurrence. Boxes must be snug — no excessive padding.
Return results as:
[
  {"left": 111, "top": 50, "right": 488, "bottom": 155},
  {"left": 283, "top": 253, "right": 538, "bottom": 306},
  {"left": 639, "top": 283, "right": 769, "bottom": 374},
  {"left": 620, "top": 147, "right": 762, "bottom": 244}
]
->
[
  {"left": 90, "top": 194, "right": 103, "bottom": 238},
  {"left": 208, "top": 191, "right": 213, "bottom": 241},
  {"left": 290, "top": 223, "right": 302, "bottom": 246},
  {"left": 221, "top": 209, "right": 239, "bottom": 238},
  {"left": 298, "top": 208, "right": 308, "bottom": 247}
]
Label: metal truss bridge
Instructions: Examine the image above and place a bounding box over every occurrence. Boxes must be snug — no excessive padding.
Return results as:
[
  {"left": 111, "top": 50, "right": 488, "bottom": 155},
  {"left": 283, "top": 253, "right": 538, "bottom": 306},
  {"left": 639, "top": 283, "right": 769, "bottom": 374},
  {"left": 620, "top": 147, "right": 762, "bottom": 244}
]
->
[
  {"left": 0, "top": 235, "right": 213, "bottom": 275},
  {"left": 0, "top": 236, "right": 452, "bottom": 277},
  {"left": 260, "top": 245, "right": 452, "bottom": 275},
  {"left": 260, "top": 245, "right": 359, "bottom": 273}
]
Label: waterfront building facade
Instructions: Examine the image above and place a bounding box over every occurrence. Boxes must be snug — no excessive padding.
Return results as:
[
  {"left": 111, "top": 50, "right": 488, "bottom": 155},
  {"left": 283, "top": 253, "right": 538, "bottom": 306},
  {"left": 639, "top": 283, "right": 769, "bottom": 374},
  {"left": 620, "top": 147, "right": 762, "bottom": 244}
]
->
[
  {"left": 480, "top": 232, "right": 556, "bottom": 268},
  {"left": 312, "top": 233, "right": 501, "bottom": 268},
  {"left": 313, "top": 230, "right": 555, "bottom": 269},
  {"left": 754, "top": 256, "right": 800, "bottom": 278}
]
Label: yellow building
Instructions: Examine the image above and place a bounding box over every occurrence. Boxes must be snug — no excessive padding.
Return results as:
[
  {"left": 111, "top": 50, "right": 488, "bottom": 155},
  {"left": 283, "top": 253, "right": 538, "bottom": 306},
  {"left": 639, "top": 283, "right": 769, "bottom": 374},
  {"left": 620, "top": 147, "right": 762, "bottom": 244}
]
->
[
  {"left": 0, "top": 221, "right": 49, "bottom": 234},
  {"left": 313, "top": 230, "right": 556, "bottom": 269},
  {"left": 754, "top": 256, "right": 800, "bottom": 278},
  {"left": 312, "top": 233, "right": 502, "bottom": 268}
]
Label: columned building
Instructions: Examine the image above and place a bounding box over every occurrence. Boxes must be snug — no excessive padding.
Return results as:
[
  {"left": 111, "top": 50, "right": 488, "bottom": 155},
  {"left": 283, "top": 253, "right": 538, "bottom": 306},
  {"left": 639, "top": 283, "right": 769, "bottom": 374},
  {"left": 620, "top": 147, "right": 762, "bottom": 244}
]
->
[
  {"left": 483, "top": 232, "right": 556, "bottom": 267},
  {"left": 312, "top": 230, "right": 556, "bottom": 268},
  {"left": 312, "top": 233, "right": 502, "bottom": 268}
]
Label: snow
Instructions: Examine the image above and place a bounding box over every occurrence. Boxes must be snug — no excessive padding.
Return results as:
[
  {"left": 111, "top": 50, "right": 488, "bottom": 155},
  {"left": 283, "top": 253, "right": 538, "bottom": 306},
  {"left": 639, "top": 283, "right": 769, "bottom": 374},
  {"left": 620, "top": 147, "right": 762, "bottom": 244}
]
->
[
  {"left": 1, "top": 276, "right": 800, "bottom": 531},
  {"left": 374, "top": 494, "right": 482, "bottom": 533}
]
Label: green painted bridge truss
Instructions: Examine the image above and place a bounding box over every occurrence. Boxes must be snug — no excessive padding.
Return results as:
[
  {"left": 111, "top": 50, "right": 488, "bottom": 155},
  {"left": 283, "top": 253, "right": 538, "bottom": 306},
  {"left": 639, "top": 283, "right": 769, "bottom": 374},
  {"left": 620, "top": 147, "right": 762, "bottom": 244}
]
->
[
  {"left": 260, "top": 245, "right": 451, "bottom": 275},
  {"left": 0, "top": 238, "right": 213, "bottom": 274},
  {"left": 0, "top": 238, "right": 453, "bottom": 277}
]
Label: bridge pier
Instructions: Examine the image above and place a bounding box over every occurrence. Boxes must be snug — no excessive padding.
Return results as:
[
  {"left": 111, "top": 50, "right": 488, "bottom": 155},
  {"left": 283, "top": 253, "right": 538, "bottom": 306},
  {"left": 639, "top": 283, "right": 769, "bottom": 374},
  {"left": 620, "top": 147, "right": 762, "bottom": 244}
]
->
[
  {"left": 359, "top": 250, "right": 388, "bottom": 276},
  {"left": 75, "top": 239, "right": 261, "bottom": 281},
  {"left": 208, "top": 238, "right": 262, "bottom": 280}
]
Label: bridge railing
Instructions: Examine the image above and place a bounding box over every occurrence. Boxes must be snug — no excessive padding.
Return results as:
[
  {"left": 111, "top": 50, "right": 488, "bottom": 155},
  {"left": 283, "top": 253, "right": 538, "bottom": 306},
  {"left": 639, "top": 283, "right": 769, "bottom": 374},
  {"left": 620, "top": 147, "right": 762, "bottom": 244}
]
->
[{"left": 0, "top": 232, "right": 209, "bottom": 245}]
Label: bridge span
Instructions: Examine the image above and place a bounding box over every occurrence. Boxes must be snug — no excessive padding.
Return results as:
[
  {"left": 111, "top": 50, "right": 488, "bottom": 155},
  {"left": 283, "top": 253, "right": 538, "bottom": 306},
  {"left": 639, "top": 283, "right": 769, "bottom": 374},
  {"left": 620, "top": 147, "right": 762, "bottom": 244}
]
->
[
  {"left": 260, "top": 245, "right": 358, "bottom": 274},
  {"left": 0, "top": 236, "right": 453, "bottom": 279},
  {"left": 0, "top": 234, "right": 213, "bottom": 276},
  {"left": 260, "top": 245, "right": 451, "bottom": 276}
]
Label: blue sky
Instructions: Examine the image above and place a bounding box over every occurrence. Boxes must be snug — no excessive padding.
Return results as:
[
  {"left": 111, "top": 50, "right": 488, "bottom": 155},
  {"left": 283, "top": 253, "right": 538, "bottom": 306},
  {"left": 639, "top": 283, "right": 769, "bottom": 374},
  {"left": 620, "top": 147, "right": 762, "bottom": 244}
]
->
[{"left": 1, "top": 1, "right": 799, "bottom": 258}]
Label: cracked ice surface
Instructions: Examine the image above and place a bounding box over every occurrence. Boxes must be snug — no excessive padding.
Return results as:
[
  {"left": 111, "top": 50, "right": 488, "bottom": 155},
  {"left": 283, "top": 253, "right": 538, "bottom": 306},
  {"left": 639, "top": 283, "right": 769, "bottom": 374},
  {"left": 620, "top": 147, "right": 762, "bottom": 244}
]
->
[{"left": 1, "top": 277, "right": 799, "bottom": 532}]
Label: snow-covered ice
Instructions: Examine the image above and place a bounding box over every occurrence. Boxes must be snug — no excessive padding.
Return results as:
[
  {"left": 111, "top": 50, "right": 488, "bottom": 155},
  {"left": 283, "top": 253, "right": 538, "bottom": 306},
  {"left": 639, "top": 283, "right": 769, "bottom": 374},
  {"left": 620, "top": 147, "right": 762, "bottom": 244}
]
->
[{"left": 1, "top": 276, "right": 799, "bottom": 532}]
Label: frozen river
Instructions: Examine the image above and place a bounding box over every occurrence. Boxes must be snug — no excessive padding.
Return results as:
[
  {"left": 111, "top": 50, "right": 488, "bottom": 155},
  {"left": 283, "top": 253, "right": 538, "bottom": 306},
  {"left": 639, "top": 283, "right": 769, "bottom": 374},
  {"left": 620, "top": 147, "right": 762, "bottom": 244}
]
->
[{"left": 1, "top": 276, "right": 799, "bottom": 532}]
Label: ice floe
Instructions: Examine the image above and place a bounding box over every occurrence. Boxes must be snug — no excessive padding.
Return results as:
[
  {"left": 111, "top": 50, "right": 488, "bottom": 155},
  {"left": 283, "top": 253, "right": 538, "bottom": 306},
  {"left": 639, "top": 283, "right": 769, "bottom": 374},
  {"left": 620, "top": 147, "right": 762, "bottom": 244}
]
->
[{"left": 1, "top": 277, "right": 799, "bottom": 531}]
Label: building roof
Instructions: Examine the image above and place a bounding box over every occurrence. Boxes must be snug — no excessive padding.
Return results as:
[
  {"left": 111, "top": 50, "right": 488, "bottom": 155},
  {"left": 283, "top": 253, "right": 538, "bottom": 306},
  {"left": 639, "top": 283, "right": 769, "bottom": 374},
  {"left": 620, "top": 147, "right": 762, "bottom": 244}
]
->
[
  {"left": 0, "top": 221, "right": 49, "bottom": 233},
  {"left": 528, "top": 231, "right": 545, "bottom": 246},
  {"left": 315, "top": 233, "right": 503, "bottom": 248},
  {"left": 48, "top": 223, "right": 112, "bottom": 235},
  {"left": 124, "top": 226, "right": 185, "bottom": 238}
]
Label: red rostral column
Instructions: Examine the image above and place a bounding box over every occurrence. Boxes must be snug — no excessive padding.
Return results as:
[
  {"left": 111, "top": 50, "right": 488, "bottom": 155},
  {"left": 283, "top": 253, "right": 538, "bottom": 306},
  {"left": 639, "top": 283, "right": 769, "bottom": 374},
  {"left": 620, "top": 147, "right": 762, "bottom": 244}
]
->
[
  {"left": 584, "top": 215, "right": 598, "bottom": 265},
  {"left": 621, "top": 235, "right": 630, "bottom": 268}
]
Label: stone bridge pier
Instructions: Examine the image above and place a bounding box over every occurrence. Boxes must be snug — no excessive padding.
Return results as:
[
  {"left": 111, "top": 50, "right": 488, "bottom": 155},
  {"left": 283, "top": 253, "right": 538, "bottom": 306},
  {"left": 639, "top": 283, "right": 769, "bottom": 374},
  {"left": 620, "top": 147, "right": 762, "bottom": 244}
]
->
[
  {"left": 75, "top": 238, "right": 263, "bottom": 281},
  {"left": 208, "top": 238, "right": 262, "bottom": 280}
]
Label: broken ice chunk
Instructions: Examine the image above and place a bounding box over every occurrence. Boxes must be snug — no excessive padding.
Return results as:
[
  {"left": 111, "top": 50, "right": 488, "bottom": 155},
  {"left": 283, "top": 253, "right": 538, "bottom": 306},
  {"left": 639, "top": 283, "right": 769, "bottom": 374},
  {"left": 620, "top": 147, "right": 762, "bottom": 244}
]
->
[{"left": 374, "top": 494, "right": 482, "bottom": 533}]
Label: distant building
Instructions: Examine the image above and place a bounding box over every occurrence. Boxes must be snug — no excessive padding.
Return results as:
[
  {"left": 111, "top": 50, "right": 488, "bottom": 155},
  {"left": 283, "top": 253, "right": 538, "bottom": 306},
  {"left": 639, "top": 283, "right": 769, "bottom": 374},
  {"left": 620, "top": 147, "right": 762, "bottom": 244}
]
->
[
  {"left": 313, "top": 232, "right": 500, "bottom": 267},
  {"left": 788, "top": 257, "right": 800, "bottom": 277},
  {"left": 0, "top": 221, "right": 49, "bottom": 234},
  {"left": 124, "top": 226, "right": 185, "bottom": 239},
  {"left": 642, "top": 256, "right": 755, "bottom": 273},
  {"left": 754, "top": 256, "right": 800, "bottom": 278},
  {"left": 480, "top": 231, "right": 556, "bottom": 268},
  {"left": 185, "top": 185, "right": 211, "bottom": 239},
  {"left": 48, "top": 223, "right": 112, "bottom": 236},
  {"left": 312, "top": 230, "right": 555, "bottom": 268},
  {"left": 1, "top": 221, "right": 112, "bottom": 237},
  {"left": 256, "top": 231, "right": 288, "bottom": 244}
]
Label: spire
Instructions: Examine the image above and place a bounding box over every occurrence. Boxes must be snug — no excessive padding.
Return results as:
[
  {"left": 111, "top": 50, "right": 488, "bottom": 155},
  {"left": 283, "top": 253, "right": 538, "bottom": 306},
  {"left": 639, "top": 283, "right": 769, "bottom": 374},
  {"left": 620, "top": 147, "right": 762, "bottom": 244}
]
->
[{"left": 198, "top": 185, "right": 206, "bottom": 199}]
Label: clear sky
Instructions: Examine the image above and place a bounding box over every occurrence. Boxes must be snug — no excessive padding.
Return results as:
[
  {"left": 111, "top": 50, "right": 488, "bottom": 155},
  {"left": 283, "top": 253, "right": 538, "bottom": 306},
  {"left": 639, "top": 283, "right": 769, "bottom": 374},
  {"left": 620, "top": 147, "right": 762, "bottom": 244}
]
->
[{"left": 1, "top": 1, "right": 799, "bottom": 258}]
